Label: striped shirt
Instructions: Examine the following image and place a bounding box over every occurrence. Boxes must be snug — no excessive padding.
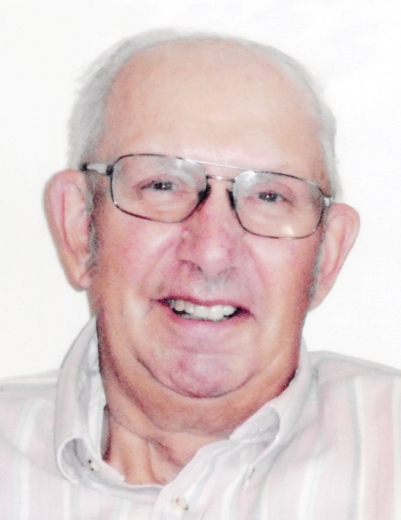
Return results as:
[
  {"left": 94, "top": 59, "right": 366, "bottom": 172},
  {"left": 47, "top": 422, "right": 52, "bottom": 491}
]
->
[{"left": 1, "top": 317, "right": 401, "bottom": 519}]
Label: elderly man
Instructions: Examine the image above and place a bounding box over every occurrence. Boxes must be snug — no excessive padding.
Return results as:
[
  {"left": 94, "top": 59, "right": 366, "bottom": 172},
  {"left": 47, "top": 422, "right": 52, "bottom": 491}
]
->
[{"left": 1, "top": 29, "right": 400, "bottom": 519}]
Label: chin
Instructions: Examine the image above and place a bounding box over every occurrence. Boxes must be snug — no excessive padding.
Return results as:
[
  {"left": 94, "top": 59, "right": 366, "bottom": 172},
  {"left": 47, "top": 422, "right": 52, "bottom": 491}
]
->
[{"left": 164, "top": 360, "right": 245, "bottom": 399}]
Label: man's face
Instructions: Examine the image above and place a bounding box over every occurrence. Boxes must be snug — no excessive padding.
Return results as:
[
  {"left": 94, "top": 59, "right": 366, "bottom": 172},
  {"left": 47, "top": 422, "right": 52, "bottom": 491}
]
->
[{"left": 90, "top": 41, "right": 327, "bottom": 405}]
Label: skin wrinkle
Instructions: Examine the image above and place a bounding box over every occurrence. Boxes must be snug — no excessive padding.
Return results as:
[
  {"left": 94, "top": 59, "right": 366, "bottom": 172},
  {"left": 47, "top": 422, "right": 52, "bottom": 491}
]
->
[
  {"left": 100, "top": 340, "right": 297, "bottom": 485},
  {"left": 97, "top": 66, "right": 316, "bottom": 476},
  {"left": 85, "top": 162, "right": 327, "bottom": 273},
  {"left": 48, "top": 37, "right": 358, "bottom": 485}
]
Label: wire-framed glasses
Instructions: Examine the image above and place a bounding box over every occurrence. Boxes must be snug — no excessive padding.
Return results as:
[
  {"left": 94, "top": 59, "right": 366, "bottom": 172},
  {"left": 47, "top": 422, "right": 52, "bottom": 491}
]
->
[{"left": 80, "top": 153, "right": 334, "bottom": 239}]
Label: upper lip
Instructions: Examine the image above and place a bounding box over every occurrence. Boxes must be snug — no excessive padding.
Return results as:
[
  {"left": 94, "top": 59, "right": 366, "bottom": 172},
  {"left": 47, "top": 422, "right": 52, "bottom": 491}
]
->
[{"left": 161, "top": 295, "right": 248, "bottom": 312}]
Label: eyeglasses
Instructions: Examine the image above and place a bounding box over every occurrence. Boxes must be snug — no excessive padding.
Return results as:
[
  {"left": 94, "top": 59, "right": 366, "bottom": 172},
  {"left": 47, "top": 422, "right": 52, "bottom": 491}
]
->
[{"left": 80, "top": 153, "right": 333, "bottom": 239}]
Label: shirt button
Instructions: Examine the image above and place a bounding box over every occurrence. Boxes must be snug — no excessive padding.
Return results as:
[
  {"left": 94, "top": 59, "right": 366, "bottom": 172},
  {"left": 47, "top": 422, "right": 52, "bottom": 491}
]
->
[
  {"left": 88, "top": 459, "right": 100, "bottom": 472},
  {"left": 248, "top": 467, "right": 255, "bottom": 479},
  {"left": 174, "top": 497, "right": 189, "bottom": 511}
]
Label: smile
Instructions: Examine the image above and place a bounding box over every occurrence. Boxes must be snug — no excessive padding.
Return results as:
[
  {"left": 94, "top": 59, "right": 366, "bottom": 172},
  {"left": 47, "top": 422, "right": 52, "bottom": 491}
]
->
[{"left": 166, "top": 299, "right": 239, "bottom": 321}]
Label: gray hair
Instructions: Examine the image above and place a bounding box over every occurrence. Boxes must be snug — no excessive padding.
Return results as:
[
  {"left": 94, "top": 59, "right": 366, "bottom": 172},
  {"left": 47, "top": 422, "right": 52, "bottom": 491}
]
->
[{"left": 68, "top": 28, "right": 340, "bottom": 196}]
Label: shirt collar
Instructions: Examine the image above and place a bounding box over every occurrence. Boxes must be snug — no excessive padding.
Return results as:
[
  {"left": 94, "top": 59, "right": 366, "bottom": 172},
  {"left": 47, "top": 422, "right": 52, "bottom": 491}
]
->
[
  {"left": 55, "top": 318, "right": 313, "bottom": 483},
  {"left": 229, "top": 344, "right": 313, "bottom": 444},
  {"left": 55, "top": 317, "right": 123, "bottom": 484}
]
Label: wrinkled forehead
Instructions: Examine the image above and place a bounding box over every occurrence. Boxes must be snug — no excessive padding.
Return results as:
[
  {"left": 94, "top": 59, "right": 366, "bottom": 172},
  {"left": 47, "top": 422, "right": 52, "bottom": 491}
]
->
[
  {"left": 109, "top": 39, "right": 320, "bottom": 120},
  {"left": 98, "top": 39, "right": 327, "bottom": 188}
]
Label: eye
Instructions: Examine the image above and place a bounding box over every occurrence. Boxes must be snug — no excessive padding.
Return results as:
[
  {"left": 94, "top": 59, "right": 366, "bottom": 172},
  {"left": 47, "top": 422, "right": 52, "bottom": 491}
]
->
[
  {"left": 257, "top": 190, "right": 285, "bottom": 203},
  {"left": 135, "top": 174, "right": 192, "bottom": 203},
  {"left": 144, "top": 179, "right": 176, "bottom": 191}
]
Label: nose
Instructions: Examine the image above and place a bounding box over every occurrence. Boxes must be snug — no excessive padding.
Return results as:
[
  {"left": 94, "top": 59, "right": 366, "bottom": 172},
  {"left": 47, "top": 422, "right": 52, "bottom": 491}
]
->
[{"left": 177, "top": 180, "right": 244, "bottom": 280}]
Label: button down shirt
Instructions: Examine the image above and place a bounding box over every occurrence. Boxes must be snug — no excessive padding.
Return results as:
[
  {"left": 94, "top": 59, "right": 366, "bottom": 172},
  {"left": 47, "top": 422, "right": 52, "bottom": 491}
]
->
[{"left": 1, "top": 317, "right": 401, "bottom": 519}]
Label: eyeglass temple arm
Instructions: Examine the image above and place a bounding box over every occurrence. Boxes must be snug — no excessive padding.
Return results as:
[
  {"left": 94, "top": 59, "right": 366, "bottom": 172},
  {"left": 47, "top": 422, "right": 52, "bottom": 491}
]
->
[
  {"left": 323, "top": 195, "right": 334, "bottom": 207},
  {"left": 80, "top": 162, "right": 113, "bottom": 176}
]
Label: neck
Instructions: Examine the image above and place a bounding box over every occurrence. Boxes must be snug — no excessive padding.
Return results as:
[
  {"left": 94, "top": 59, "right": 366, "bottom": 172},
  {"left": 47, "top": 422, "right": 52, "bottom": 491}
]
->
[
  {"left": 102, "top": 405, "right": 224, "bottom": 485},
  {"left": 100, "top": 349, "right": 294, "bottom": 485}
]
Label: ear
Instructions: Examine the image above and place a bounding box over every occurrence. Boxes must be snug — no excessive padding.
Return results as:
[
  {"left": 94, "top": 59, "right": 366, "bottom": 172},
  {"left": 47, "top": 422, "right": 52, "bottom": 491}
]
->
[
  {"left": 45, "top": 169, "right": 92, "bottom": 290},
  {"left": 310, "top": 203, "right": 360, "bottom": 309}
]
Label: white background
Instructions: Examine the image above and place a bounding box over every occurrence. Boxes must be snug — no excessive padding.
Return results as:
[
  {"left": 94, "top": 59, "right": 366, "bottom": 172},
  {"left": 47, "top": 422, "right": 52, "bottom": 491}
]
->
[{"left": 0, "top": 0, "right": 400, "bottom": 378}]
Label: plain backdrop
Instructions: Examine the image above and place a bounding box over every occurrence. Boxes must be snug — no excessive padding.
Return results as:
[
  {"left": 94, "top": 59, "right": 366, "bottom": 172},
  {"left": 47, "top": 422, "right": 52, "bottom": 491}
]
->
[{"left": 0, "top": 0, "right": 400, "bottom": 378}]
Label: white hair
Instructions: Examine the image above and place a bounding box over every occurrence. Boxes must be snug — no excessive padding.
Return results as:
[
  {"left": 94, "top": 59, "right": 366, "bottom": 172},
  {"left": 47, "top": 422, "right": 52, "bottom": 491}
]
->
[{"left": 68, "top": 28, "right": 340, "bottom": 196}]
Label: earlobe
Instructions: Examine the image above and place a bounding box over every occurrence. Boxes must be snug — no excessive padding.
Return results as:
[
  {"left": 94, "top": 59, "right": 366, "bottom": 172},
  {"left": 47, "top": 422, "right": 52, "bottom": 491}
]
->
[
  {"left": 310, "top": 203, "right": 360, "bottom": 309},
  {"left": 45, "top": 169, "right": 92, "bottom": 290}
]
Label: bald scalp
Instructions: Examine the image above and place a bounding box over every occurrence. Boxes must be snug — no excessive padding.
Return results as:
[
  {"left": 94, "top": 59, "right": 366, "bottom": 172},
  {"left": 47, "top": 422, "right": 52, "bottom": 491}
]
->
[
  {"left": 68, "top": 30, "right": 339, "bottom": 195},
  {"left": 99, "top": 40, "right": 325, "bottom": 181}
]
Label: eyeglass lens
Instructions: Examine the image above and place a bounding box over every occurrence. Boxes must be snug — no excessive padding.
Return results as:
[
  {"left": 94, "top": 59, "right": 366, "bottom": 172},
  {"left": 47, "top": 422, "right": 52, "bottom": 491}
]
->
[{"left": 111, "top": 155, "right": 324, "bottom": 238}]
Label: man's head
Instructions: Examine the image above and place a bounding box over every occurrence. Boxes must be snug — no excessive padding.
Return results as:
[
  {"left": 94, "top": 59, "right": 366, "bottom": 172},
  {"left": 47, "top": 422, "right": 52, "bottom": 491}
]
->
[{"left": 46, "top": 31, "right": 359, "bottom": 434}]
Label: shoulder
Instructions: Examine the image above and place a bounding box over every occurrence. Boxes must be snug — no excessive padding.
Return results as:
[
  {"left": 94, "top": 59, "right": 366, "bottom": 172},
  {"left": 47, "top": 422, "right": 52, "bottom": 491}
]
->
[
  {"left": 309, "top": 351, "right": 401, "bottom": 408},
  {"left": 0, "top": 370, "right": 59, "bottom": 400},
  {"left": 309, "top": 350, "right": 401, "bottom": 382},
  {"left": 309, "top": 351, "right": 401, "bottom": 379},
  {"left": 0, "top": 371, "right": 64, "bottom": 490},
  {"left": 0, "top": 370, "right": 59, "bottom": 437}
]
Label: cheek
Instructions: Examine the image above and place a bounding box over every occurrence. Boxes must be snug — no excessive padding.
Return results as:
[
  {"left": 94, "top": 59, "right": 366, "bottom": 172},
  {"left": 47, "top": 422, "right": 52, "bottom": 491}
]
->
[
  {"left": 247, "top": 235, "right": 320, "bottom": 308},
  {"left": 89, "top": 211, "right": 182, "bottom": 304}
]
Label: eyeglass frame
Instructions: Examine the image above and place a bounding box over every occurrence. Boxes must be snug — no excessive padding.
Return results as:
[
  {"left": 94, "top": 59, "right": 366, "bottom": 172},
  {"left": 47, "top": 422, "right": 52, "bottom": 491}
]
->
[{"left": 80, "top": 153, "right": 334, "bottom": 239}]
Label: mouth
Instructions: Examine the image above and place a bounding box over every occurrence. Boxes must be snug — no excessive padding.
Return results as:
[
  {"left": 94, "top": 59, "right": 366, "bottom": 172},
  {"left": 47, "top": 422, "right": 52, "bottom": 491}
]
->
[{"left": 165, "top": 299, "right": 242, "bottom": 322}]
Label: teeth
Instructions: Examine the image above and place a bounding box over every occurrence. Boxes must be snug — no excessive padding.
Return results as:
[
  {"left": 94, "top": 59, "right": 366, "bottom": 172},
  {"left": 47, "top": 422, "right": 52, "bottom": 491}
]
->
[
  {"left": 168, "top": 299, "right": 238, "bottom": 321},
  {"left": 184, "top": 301, "right": 194, "bottom": 314}
]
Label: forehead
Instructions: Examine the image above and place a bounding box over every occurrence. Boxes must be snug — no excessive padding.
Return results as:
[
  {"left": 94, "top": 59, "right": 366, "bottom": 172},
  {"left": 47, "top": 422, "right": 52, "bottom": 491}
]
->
[{"left": 98, "top": 40, "right": 327, "bottom": 186}]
